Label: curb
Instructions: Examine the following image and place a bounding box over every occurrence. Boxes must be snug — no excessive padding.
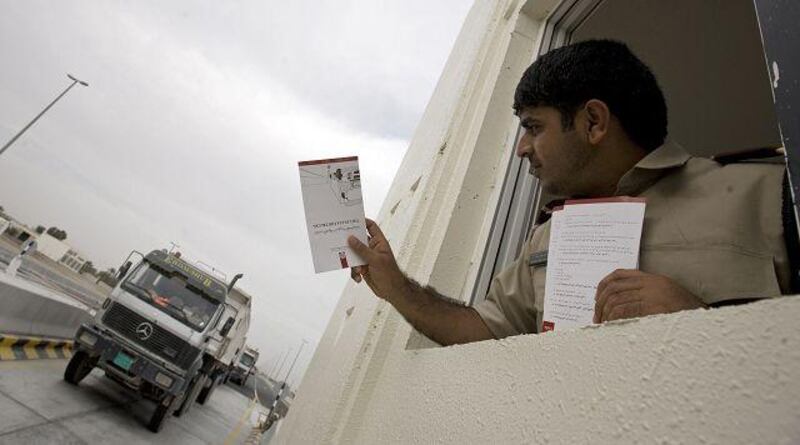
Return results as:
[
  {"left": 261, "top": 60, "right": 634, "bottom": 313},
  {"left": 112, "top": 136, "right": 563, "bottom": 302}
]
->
[{"left": 0, "top": 333, "right": 73, "bottom": 361}]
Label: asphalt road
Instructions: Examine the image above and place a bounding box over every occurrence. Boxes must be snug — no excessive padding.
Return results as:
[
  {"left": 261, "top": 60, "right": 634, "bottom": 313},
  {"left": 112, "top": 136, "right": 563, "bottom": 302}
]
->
[{"left": 0, "top": 359, "right": 268, "bottom": 444}]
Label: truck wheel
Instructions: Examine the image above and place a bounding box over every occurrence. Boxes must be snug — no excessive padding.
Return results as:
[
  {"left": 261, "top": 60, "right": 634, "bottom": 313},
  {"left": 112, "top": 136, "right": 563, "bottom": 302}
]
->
[
  {"left": 148, "top": 395, "right": 174, "bottom": 433},
  {"left": 196, "top": 377, "right": 217, "bottom": 405},
  {"left": 64, "top": 350, "right": 95, "bottom": 385},
  {"left": 174, "top": 374, "right": 206, "bottom": 417}
]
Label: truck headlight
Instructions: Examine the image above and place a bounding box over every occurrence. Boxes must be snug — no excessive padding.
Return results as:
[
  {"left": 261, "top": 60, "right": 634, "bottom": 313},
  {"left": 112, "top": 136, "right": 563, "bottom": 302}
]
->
[
  {"left": 79, "top": 331, "right": 97, "bottom": 346},
  {"left": 155, "top": 372, "right": 173, "bottom": 388}
]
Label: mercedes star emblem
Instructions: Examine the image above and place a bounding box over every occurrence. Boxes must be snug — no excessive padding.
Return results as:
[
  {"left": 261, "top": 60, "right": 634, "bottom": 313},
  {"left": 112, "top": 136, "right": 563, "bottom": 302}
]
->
[{"left": 136, "top": 322, "right": 154, "bottom": 340}]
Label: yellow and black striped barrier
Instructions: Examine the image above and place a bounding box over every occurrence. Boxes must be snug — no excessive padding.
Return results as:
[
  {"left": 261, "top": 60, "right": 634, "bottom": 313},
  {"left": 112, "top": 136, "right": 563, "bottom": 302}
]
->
[{"left": 0, "top": 334, "right": 73, "bottom": 361}]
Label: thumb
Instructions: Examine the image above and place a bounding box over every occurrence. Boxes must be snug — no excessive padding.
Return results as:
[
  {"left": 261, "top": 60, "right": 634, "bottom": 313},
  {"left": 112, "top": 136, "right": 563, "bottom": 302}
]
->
[{"left": 348, "top": 235, "right": 374, "bottom": 261}]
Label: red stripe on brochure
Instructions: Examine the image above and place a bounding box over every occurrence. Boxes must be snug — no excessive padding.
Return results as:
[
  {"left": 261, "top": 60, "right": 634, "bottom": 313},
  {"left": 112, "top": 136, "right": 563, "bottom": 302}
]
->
[
  {"left": 564, "top": 196, "right": 646, "bottom": 205},
  {"left": 298, "top": 156, "right": 358, "bottom": 166}
]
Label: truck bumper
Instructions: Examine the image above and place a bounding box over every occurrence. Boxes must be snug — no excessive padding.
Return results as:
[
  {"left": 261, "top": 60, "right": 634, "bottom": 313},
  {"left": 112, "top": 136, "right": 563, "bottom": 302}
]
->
[
  {"left": 228, "top": 368, "right": 245, "bottom": 383},
  {"left": 74, "top": 324, "right": 186, "bottom": 396}
]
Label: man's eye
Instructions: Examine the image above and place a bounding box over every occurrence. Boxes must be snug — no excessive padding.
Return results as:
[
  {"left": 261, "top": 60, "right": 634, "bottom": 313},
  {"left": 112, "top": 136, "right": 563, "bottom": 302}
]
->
[{"left": 525, "top": 124, "right": 540, "bottom": 134}]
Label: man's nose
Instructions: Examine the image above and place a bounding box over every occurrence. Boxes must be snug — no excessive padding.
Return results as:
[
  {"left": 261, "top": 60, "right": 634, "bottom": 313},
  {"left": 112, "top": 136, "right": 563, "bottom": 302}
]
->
[{"left": 516, "top": 135, "right": 530, "bottom": 158}]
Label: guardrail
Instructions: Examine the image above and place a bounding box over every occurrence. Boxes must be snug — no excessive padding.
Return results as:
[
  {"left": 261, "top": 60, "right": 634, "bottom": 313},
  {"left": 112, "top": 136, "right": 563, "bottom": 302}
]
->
[
  {"left": 0, "top": 272, "right": 94, "bottom": 343},
  {"left": 0, "top": 334, "right": 73, "bottom": 361}
]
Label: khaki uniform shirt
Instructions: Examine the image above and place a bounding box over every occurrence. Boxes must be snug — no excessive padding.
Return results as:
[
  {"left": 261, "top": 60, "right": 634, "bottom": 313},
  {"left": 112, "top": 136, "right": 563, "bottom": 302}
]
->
[{"left": 474, "top": 141, "right": 790, "bottom": 338}]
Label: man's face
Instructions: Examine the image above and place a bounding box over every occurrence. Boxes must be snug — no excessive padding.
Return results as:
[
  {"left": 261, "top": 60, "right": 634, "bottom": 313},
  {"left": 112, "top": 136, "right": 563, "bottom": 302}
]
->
[{"left": 516, "top": 106, "right": 594, "bottom": 196}]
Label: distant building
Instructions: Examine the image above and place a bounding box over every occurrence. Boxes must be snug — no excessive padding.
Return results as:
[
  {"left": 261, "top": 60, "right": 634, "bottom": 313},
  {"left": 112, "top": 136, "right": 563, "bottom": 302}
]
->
[
  {"left": 34, "top": 233, "right": 87, "bottom": 274},
  {"left": 59, "top": 249, "right": 87, "bottom": 274},
  {"left": 36, "top": 233, "right": 69, "bottom": 262},
  {"left": 1, "top": 218, "right": 89, "bottom": 274},
  {"left": 5, "top": 220, "right": 36, "bottom": 243}
]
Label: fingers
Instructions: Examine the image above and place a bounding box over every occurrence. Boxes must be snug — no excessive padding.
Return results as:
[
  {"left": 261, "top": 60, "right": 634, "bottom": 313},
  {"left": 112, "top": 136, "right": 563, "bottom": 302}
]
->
[
  {"left": 598, "top": 289, "right": 642, "bottom": 322},
  {"left": 348, "top": 235, "right": 375, "bottom": 261},
  {"left": 369, "top": 237, "right": 380, "bottom": 249},
  {"left": 350, "top": 267, "right": 362, "bottom": 283},
  {"left": 596, "top": 269, "right": 644, "bottom": 297},
  {"left": 364, "top": 218, "right": 386, "bottom": 241},
  {"left": 605, "top": 300, "right": 643, "bottom": 321},
  {"left": 595, "top": 277, "right": 643, "bottom": 316},
  {"left": 594, "top": 269, "right": 645, "bottom": 323}
]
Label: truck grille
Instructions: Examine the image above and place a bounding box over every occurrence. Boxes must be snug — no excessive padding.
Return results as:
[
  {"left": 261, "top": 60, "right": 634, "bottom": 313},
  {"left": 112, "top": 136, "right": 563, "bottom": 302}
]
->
[{"left": 102, "top": 302, "right": 201, "bottom": 370}]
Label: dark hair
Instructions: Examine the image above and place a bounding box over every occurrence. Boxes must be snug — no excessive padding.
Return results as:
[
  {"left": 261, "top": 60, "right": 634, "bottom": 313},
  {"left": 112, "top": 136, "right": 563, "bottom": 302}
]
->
[{"left": 513, "top": 39, "right": 667, "bottom": 151}]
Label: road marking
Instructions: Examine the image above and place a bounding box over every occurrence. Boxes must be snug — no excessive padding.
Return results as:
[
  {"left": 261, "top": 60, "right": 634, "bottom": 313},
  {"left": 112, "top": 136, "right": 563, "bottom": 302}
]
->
[
  {"left": 0, "top": 336, "right": 16, "bottom": 360},
  {"left": 23, "top": 338, "right": 41, "bottom": 359},
  {"left": 45, "top": 342, "right": 59, "bottom": 359},
  {"left": 224, "top": 375, "right": 262, "bottom": 445},
  {"left": 223, "top": 398, "right": 257, "bottom": 445},
  {"left": 0, "top": 334, "right": 73, "bottom": 361}
]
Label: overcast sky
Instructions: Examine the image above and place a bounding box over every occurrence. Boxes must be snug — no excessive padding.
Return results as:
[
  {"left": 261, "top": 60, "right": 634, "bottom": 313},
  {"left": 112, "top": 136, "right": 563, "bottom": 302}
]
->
[{"left": 0, "top": 1, "right": 471, "bottom": 383}]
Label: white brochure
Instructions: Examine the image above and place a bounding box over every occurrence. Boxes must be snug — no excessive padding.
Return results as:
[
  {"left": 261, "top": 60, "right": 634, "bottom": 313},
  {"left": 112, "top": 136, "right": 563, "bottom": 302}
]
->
[
  {"left": 542, "top": 198, "right": 646, "bottom": 332},
  {"left": 298, "top": 156, "right": 368, "bottom": 273}
]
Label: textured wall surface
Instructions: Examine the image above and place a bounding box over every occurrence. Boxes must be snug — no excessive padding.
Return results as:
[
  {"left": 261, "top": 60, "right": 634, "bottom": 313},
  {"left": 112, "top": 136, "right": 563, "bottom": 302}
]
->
[{"left": 347, "top": 297, "right": 800, "bottom": 444}]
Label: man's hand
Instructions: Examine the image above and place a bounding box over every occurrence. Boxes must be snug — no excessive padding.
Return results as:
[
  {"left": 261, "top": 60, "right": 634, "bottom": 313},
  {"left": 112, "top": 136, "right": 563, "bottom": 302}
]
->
[
  {"left": 593, "top": 269, "right": 707, "bottom": 323},
  {"left": 348, "top": 218, "right": 495, "bottom": 345},
  {"left": 348, "top": 219, "right": 408, "bottom": 302}
]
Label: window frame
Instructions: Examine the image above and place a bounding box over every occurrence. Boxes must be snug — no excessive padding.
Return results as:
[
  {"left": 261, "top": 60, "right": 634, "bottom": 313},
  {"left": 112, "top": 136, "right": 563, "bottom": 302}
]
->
[{"left": 469, "top": 0, "right": 604, "bottom": 305}]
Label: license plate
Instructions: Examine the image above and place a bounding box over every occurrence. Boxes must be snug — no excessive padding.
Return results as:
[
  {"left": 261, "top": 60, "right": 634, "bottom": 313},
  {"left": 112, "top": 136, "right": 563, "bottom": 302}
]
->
[{"left": 112, "top": 351, "right": 135, "bottom": 371}]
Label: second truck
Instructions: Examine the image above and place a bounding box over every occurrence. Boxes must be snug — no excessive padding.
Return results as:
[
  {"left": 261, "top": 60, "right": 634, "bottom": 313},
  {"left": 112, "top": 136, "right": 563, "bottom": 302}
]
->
[{"left": 228, "top": 344, "right": 259, "bottom": 386}]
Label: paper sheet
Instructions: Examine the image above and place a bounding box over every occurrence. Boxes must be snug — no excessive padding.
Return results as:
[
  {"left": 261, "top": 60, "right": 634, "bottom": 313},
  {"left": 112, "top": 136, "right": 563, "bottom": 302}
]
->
[
  {"left": 542, "top": 198, "right": 646, "bottom": 332},
  {"left": 298, "top": 156, "right": 367, "bottom": 273}
]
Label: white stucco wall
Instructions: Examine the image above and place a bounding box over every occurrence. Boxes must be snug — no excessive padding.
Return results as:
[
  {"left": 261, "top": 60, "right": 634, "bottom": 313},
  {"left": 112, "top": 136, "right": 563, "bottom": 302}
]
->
[
  {"left": 275, "top": 1, "right": 800, "bottom": 443},
  {"left": 344, "top": 298, "right": 800, "bottom": 443}
]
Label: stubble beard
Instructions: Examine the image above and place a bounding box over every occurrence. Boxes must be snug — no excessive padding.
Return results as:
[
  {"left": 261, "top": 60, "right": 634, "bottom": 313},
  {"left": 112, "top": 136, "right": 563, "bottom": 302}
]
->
[{"left": 540, "top": 141, "right": 595, "bottom": 198}]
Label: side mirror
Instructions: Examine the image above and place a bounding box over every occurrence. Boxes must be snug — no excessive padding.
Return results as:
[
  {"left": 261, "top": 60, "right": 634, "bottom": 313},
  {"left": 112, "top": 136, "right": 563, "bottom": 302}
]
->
[
  {"left": 220, "top": 317, "right": 235, "bottom": 337},
  {"left": 117, "top": 261, "right": 132, "bottom": 280}
]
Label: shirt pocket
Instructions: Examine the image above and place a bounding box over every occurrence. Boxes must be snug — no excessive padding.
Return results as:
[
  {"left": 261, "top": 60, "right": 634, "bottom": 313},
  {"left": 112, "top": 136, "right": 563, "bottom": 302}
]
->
[{"left": 640, "top": 244, "right": 782, "bottom": 304}]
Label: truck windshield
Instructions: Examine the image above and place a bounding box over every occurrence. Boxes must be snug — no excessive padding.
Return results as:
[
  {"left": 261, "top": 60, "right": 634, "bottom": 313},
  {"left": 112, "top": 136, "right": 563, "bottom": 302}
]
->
[
  {"left": 123, "top": 262, "right": 219, "bottom": 331},
  {"left": 240, "top": 354, "right": 255, "bottom": 367}
]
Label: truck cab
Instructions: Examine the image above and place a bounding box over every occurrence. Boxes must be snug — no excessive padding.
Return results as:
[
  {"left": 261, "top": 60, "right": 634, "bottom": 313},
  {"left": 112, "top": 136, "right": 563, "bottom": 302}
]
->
[
  {"left": 229, "top": 345, "right": 259, "bottom": 386},
  {"left": 64, "top": 249, "right": 239, "bottom": 432}
]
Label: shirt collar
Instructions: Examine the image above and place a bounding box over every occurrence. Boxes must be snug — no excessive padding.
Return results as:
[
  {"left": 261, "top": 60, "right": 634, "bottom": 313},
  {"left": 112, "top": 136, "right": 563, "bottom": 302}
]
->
[{"left": 615, "top": 140, "right": 692, "bottom": 196}]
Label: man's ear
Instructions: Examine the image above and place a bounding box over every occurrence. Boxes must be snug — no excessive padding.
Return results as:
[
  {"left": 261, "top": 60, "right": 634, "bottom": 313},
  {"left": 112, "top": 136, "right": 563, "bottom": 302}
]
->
[{"left": 583, "top": 99, "right": 610, "bottom": 145}]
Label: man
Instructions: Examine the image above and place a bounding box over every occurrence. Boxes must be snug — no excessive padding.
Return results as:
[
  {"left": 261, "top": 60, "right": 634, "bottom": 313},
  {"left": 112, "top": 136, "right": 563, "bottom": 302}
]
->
[{"left": 348, "top": 39, "right": 790, "bottom": 346}]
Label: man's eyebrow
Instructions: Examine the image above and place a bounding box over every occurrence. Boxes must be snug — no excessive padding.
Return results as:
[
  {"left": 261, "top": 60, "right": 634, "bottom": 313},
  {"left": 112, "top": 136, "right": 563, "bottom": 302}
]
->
[{"left": 520, "top": 117, "right": 542, "bottom": 126}]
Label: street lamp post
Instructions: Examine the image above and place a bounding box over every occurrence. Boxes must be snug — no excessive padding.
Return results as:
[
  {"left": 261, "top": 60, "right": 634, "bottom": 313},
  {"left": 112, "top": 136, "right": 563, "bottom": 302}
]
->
[
  {"left": 281, "top": 339, "right": 308, "bottom": 385},
  {"left": 262, "top": 339, "right": 308, "bottom": 432},
  {"left": 271, "top": 347, "right": 292, "bottom": 381},
  {"left": 267, "top": 352, "right": 283, "bottom": 380},
  {"left": 0, "top": 73, "right": 89, "bottom": 157}
]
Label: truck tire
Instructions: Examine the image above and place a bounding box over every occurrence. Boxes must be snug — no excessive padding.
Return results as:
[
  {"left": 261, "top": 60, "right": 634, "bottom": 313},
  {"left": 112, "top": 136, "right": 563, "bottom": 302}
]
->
[
  {"left": 148, "top": 395, "right": 174, "bottom": 433},
  {"left": 64, "top": 350, "right": 95, "bottom": 385},
  {"left": 174, "top": 374, "right": 206, "bottom": 417},
  {"left": 196, "top": 377, "right": 217, "bottom": 405}
]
